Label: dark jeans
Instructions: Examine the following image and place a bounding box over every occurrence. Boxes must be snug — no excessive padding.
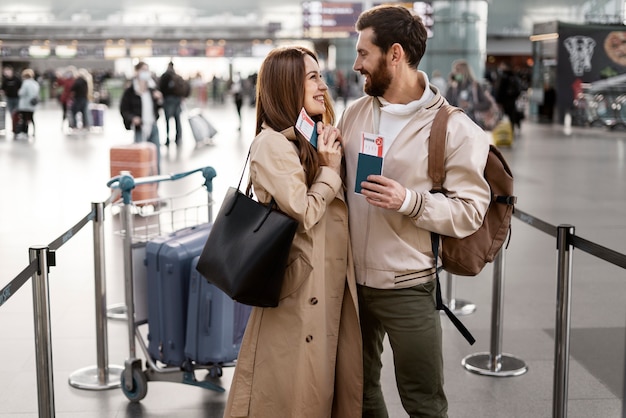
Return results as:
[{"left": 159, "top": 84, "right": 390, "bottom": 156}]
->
[
  {"left": 6, "top": 97, "right": 19, "bottom": 131},
  {"left": 6, "top": 97, "right": 19, "bottom": 115},
  {"left": 71, "top": 97, "right": 90, "bottom": 128},
  {"left": 163, "top": 96, "right": 182, "bottom": 143}
]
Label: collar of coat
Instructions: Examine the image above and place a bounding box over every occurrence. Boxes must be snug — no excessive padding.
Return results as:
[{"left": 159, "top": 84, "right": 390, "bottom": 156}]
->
[{"left": 260, "top": 122, "right": 297, "bottom": 141}]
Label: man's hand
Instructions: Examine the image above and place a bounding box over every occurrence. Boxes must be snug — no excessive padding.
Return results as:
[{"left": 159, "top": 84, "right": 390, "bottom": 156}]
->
[{"left": 359, "top": 175, "right": 406, "bottom": 210}]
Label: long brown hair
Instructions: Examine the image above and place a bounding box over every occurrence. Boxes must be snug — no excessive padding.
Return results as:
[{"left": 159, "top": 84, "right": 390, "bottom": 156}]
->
[{"left": 255, "top": 46, "right": 335, "bottom": 187}]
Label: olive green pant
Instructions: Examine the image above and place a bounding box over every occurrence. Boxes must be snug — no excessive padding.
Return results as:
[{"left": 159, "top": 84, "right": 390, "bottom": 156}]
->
[{"left": 358, "top": 281, "right": 447, "bottom": 418}]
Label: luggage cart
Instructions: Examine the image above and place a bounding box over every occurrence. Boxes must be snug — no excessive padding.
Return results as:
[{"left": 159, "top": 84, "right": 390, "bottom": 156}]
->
[{"left": 107, "top": 166, "right": 227, "bottom": 402}]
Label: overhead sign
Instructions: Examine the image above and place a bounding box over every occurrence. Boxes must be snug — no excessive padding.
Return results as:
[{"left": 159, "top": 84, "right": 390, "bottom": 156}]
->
[
  {"left": 302, "top": 2, "right": 363, "bottom": 38},
  {"left": 28, "top": 45, "right": 50, "bottom": 58}
]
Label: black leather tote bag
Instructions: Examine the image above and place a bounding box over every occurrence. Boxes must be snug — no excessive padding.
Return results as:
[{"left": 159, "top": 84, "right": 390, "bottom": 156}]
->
[{"left": 196, "top": 151, "right": 298, "bottom": 307}]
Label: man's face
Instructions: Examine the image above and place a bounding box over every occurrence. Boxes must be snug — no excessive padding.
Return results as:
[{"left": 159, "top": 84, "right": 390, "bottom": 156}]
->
[{"left": 353, "top": 28, "right": 392, "bottom": 97}]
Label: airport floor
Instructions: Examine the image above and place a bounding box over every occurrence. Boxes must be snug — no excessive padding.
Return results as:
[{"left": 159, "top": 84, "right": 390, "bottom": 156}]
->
[{"left": 0, "top": 98, "right": 625, "bottom": 418}]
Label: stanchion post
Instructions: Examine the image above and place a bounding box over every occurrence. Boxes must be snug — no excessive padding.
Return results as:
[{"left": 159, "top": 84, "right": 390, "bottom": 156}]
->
[
  {"left": 69, "top": 202, "right": 124, "bottom": 390},
  {"left": 120, "top": 190, "right": 137, "bottom": 359},
  {"left": 623, "top": 330, "right": 626, "bottom": 418},
  {"left": 553, "top": 225, "right": 575, "bottom": 418},
  {"left": 202, "top": 166, "right": 216, "bottom": 222},
  {"left": 30, "top": 245, "right": 55, "bottom": 418},
  {"left": 444, "top": 271, "right": 476, "bottom": 316},
  {"left": 623, "top": 327, "right": 626, "bottom": 418},
  {"left": 489, "top": 245, "right": 505, "bottom": 370},
  {"left": 461, "top": 249, "right": 528, "bottom": 377}
]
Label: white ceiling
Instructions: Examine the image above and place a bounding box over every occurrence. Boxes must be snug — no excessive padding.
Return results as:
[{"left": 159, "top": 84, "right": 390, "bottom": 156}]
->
[
  {"left": 0, "top": 0, "right": 618, "bottom": 35},
  {"left": 0, "top": 0, "right": 294, "bottom": 20}
]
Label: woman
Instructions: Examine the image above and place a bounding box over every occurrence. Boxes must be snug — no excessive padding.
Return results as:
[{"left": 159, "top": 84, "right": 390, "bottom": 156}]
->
[
  {"left": 445, "top": 59, "right": 491, "bottom": 125},
  {"left": 223, "top": 46, "right": 363, "bottom": 418},
  {"left": 15, "top": 68, "right": 40, "bottom": 139},
  {"left": 54, "top": 66, "right": 76, "bottom": 126}
]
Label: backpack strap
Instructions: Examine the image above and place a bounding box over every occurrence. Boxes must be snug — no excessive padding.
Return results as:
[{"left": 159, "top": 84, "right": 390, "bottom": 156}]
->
[
  {"left": 428, "top": 104, "right": 476, "bottom": 345},
  {"left": 428, "top": 104, "right": 461, "bottom": 193},
  {"left": 431, "top": 232, "right": 476, "bottom": 345}
]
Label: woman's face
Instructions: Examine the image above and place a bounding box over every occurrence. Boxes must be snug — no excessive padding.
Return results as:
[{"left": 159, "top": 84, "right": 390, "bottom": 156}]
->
[{"left": 303, "top": 54, "right": 328, "bottom": 117}]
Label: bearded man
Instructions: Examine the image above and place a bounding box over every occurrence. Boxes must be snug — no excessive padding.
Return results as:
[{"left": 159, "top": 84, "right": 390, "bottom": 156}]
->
[{"left": 337, "top": 5, "right": 491, "bottom": 418}]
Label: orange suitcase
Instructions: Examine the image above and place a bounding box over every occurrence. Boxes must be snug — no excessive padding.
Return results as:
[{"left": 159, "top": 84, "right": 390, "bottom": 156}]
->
[{"left": 110, "top": 142, "right": 158, "bottom": 204}]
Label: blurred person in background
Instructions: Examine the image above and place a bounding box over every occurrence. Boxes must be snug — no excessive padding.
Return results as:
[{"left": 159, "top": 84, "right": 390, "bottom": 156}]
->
[
  {"left": 70, "top": 69, "right": 90, "bottom": 130},
  {"left": 494, "top": 61, "right": 523, "bottom": 133},
  {"left": 445, "top": 59, "right": 491, "bottom": 125},
  {"left": 120, "top": 61, "right": 163, "bottom": 174},
  {"left": 15, "top": 68, "right": 40, "bottom": 140},
  {"left": 158, "top": 62, "right": 185, "bottom": 146},
  {"left": 54, "top": 66, "right": 77, "bottom": 127},
  {"left": 1, "top": 66, "right": 22, "bottom": 133},
  {"left": 230, "top": 73, "right": 244, "bottom": 130}
]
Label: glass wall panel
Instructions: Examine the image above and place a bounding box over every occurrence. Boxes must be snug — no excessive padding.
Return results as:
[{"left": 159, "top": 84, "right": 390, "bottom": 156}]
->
[{"left": 425, "top": 0, "right": 488, "bottom": 83}]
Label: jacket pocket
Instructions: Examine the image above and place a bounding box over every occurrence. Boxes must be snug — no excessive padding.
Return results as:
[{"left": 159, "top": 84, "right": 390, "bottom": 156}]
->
[{"left": 279, "top": 255, "right": 313, "bottom": 300}]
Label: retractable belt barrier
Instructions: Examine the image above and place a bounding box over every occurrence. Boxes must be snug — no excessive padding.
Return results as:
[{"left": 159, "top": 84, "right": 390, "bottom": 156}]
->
[
  {"left": 514, "top": 208, "right": 626, "bottom": 269},
  {"left": 0, "top": 166, "right": 216, "bottom": 417},
  {"left": 0, "top": 205, "right": 98, "bottom": 309},
  {"left": 0, "top": 191, "right": 121, "bottom": 309},
  {"left": 1, "top": 185, "right": 625, "bottom": 417},
  {"left": 510, "top": 208, "right": 626, "bottom": 418}
]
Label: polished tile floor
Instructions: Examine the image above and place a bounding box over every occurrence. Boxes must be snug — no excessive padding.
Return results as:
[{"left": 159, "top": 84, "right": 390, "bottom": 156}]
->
[{"left": 1, "top": 98, "right": 625, "bottom": 417}]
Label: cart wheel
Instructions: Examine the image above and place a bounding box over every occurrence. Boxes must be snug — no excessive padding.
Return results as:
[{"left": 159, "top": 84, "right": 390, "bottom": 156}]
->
[
  {"left": 121, "top": 368, "right": 148, "bottom": 402},
  {"left": 209, "top": 366, "right": 223, "bottom": 378},
  {"left": 181, "top": 359, "right": 195, "bottom": 372}
]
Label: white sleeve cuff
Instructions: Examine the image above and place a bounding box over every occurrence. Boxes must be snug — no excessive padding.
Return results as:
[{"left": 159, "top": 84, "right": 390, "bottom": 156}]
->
[{"left": 398, "top": 187, "right": 412, "bottom": 213}]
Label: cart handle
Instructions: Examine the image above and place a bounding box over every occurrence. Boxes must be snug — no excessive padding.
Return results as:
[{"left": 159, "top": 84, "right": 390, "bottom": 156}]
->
[{"left": 107, "top": 166, "right": 217, "bottom": 204}]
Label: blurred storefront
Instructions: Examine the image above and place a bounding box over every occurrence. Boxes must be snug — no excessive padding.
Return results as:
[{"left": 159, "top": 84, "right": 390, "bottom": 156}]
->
[{"left": 531, "top": 20, "right": 626, "bottom": 125}]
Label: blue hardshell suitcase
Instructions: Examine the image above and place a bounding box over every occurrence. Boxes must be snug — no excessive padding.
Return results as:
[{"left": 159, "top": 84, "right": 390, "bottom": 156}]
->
[
  {"left": 185, "top": 256, "right": 252, "bottom": 364},
  {"left": 145, "top": 223, "right": 212, "bottom": 366}
]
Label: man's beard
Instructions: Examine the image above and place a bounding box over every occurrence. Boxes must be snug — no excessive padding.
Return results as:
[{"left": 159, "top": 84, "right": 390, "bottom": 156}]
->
[{"left": 363, "top": 56, "right": 392, "bottom": 97}]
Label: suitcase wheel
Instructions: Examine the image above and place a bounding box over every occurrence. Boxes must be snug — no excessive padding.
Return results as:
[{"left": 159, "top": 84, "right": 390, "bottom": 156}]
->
[
  {"left": 209, "top": 365, "right": 223, "bottom": 378},
  {"left": 121, "top": 367, "right": 148, "bottom": 402}
]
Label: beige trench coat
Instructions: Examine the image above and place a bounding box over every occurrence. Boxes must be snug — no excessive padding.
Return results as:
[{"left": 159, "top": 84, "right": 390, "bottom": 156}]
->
[{"left": 223, "top": 126, "right": 363, "bottom": 418}]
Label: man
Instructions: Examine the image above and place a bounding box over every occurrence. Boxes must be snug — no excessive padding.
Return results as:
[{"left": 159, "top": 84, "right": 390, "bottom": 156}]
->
[
  {"left": 158, "top": 62, "right": 184, "bottom": 146},
  {"left": 69, "top": 71, "right": 89, "bottom": 129},
  {"left": 337, "top": 5, "right": 491, "bottom": 417},
  {"left": 1, "top": 66, "right": 22, "bottom": 132},
  {"left": 494, "top": 61, "right": 523, "bottom": 133},
  {"left": 119, "top": 61, "right": 163, "bottom": 173}
]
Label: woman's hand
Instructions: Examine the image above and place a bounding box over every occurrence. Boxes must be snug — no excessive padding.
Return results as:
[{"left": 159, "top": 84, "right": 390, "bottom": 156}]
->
[{"left": 316, "top": 122, "right": 342, "bottom": 173}]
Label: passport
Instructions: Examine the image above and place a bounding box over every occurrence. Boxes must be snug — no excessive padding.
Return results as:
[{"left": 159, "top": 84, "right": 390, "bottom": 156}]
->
[{"left": 355, "top": 152, "right": 383, "bottom": 194}]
